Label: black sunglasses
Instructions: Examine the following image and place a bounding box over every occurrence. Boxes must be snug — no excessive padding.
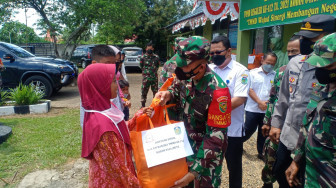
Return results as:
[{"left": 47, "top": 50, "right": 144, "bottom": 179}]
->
[{"left": 210, "top": 49, "right": 226, "bottom": 56}]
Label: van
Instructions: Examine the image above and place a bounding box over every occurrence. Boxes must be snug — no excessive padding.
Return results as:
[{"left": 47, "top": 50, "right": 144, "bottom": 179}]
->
[{"left": 122, "top": 47, "right": 143, "bottom": 68}]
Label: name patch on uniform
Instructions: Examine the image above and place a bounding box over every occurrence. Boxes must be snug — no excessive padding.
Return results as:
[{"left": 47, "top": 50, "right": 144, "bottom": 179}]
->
[
  {"left": 289, "top": 77, "right": 295, "bottom": 83},
  {"left": 207, "top": 88, "right": 231, "bottom": 128},
  {"left": 289, "top": 71, "right": 299, "bottom": 76}
]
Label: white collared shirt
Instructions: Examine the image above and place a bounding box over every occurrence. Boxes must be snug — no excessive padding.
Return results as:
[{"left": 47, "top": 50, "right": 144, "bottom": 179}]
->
[
  {"left": 245, "top": 67, "right": 275, "bottom": 113},
  {"left": 209, "top": 59, "right": 250, "bottom": 137}
]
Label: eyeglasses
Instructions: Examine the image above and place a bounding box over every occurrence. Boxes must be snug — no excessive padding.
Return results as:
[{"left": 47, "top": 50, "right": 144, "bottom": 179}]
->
[{"left": 210, "top": 49, "right": 226, "bottom": 56}]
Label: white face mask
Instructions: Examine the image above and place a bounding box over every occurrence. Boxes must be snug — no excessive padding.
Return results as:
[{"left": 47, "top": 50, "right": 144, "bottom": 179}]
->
[{"left": 123, "top": 93, "right": 128, "bottom": 98}]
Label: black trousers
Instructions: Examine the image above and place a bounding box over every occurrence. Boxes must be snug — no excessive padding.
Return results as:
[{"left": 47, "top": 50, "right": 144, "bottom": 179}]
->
[
  {"left": 243, "top": 111, "right": 267, "bottom": 155},
  {"left": 225, "top": 136, "right": 243, "bottom": 188},
  {"left": 273, "top": 141, "right": 305, "bottom": 188}
]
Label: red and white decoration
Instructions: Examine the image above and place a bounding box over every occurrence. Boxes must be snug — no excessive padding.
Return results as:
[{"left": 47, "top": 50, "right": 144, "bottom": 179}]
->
[{"left": 172, "top": 1, "right": 240, "bottom": 33}]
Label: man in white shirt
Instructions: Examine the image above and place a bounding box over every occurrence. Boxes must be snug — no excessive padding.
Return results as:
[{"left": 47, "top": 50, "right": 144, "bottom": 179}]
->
[
  {"left": 243, "top": 52, "right": 277, "bottom": 159},
  {"left": 209, "top": 35, "right": 250, "bottom": 188}
]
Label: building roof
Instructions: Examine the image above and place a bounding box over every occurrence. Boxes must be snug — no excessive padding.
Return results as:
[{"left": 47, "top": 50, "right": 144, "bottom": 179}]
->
[{"left": 166, "top": 5, "right": 203, "bottom": 29}]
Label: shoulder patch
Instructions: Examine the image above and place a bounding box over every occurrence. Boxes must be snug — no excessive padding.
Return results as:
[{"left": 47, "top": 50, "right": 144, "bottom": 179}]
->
[{"left": 207, "top": 88, "right": 231, "bottom": 128}]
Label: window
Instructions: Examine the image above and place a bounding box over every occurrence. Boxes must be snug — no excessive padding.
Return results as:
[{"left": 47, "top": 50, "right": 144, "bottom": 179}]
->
[{"left": 0, "top": 43, "right": 34, "bottom": 58}]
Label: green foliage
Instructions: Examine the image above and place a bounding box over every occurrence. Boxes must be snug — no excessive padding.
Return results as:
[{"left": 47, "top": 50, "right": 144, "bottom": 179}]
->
[
  {"left": 0, "top": 89, "right": 9, "bottom": 106},
  {"left": 0, "top": 21, "right": 46, "bottom": 44},
  {"left": 134, "top": 0, "right": 192, "bottom": 58},
  {"left": 0, "top": 109, "right": 82, "bottom": 183},
  {"left": 8, "top": 84, "right": 44, "bottom": 105}
]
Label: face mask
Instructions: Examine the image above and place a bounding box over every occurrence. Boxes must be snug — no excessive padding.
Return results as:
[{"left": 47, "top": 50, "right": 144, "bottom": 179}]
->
[
  {"left": 315, "top": 68, "right": 336, "bottom": 84},
  {"left": 146, "top": 50, "right": 153, "bottom": 54},
  {"left": 123, "top": 93, "right": 128, "bottom": 98},
  {"left": 262, "top": 64, "right": 274, "bottom": 73},
  {"left": 212, "top": 55, "right": 226, "bottom": 66},
  {"left": 288, "top": 54, "right": 298, "bottom": 61},
  {"left": 175, "top": 64, "right": 201, "bottom": 80},
  {"left": 300, "top": 38, "right": 315, "bottom": 55}
]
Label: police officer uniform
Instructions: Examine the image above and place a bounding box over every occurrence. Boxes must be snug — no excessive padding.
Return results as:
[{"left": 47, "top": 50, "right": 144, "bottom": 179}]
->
[{"left": 271, "top": 15, "right": 335, "bottom": 187}]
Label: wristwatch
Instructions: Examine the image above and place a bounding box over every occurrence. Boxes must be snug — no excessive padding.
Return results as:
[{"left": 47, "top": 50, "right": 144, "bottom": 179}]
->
[{"left": 190, "top": 170, "right": 201, "bottom": 181}]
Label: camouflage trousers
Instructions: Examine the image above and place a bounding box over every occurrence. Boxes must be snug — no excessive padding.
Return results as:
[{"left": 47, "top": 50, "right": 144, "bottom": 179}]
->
[
  {"left": 262, "top": 137, "right": 279, "bottom": 184},
  {"left": 186, "top": 157, "right": 225, "bottom": 187},
  {"left": 141, "top": 77, "right": 158, "bottom": 104}
]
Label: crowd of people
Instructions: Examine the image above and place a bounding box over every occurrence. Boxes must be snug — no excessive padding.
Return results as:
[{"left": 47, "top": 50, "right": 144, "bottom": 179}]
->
[{"left": 78, "top": 14, "right": 336, "bottom": 188}]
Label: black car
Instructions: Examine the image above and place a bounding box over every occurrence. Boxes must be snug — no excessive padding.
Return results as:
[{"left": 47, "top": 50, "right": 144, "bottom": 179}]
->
[
  {"left": 70, "top": 45, "right": 95, "bottom": 68},
  {"left": 0, "top": 42, "right": 78, "bottom": 98}
]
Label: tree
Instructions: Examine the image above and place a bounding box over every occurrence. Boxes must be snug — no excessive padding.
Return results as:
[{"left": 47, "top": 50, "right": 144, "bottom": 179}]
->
[
  {"left": 0, "top": 21, "right": 45, "bottom": 44},
  {"left": 135, "top": 0, "right": 192, "bottom": 58},
  {"left": 1, "top": 0, "right": 145, "bottom": 58}
]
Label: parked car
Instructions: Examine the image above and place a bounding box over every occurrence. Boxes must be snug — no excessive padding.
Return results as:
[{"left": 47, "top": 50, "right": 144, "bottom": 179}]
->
[
  {"left": 0, "top": 42, "right": 78, "bottom": 98},
  {"left": 122, "top": 47, "right": 143, "bottom": 68},
  {"left": 70, "top": 45, "right": 95, "bottom": 68}
]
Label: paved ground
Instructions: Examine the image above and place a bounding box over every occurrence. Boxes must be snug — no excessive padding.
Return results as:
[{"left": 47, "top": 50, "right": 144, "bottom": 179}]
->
[{"left": 14, "top": 69, "right": 279, "bottom": 188}]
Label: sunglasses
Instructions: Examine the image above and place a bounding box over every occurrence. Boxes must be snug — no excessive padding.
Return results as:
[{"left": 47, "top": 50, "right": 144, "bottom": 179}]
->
[{"left": 210, "top": 49, "right": 226, "bottom": 56}]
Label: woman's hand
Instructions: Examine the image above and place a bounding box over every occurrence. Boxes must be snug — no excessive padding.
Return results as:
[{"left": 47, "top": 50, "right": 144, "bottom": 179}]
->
[
  {"left": 142, "top": 107, "right": 154, "bottom": 117},
  {"left": 171, "top": 172, "right": 195, "bottom": 188}
]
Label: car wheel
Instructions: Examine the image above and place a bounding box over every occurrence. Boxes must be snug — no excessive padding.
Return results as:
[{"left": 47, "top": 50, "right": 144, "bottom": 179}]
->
[
  {"left": 24, "top": 76, "right": 53, "bottom": 98},
  {"left": 81, "top": 61, "right": 87, "bottom": 69}
]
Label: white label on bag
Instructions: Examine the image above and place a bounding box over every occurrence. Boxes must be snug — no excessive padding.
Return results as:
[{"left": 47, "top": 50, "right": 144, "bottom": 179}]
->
[{"left": 141, "top": 122, "right": 194, "bottom": 168}]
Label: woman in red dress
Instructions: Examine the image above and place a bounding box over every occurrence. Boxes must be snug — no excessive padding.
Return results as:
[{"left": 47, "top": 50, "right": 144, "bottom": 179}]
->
[{"left": 78, "top": 63, "right": 140, "bottom": 188}]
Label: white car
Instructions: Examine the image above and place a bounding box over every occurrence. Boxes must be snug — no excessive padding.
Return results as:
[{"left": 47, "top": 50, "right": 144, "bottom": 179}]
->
[{"left": 122, "top": 47, "right": 143, "bottom": 68}]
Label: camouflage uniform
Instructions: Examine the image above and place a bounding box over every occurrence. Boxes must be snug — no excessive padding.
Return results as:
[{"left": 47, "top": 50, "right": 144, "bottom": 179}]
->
[
  {"left": 161, "top": 54, "right": 185, "bottom": 121},
  {"left": 292, "top": 33, "right": 336, "bottom": 187},
  {"left": 159, "top": 37, "right": 186, "bottom": 89},
  {"left": 261, "top": 65, "right": 286, "bottom": 185},
  {"left": 168, "top": 36, "right": 232, "bottom": 187},
  {"left": 140, "top": 53, "right": 160, "bottom": 105}
]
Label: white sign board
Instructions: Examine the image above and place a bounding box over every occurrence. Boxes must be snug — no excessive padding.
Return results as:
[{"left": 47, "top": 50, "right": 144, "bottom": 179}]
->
[
  {"left": 141, "top": 122, "right": 194, "bottom": 168},
  {"left": 248, "top": 55, "right": 256, "bottom": 64}
]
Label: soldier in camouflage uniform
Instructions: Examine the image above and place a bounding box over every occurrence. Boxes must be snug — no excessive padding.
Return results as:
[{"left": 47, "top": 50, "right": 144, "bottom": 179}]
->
[
  {"left": 155, "top": 36, "right": 232, "bottom": 188},
  {"left": 158, "top": 37, "right": 186, "bottom": 121},
  {"left": 286, "top": 33, "right": 336, "bottom": 188},
  {"left": 140, "top": 42, "right": 160, "bottom": 107},
  {"left": 261, "top": 35, "right": 301, "bottom": 188},
  {"left": 159, "top": 37, "right": 186, "bottom": 89}
]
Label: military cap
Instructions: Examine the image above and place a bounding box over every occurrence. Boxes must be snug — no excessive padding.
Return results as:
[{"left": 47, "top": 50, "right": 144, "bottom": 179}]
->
[
  {"left": 297, "top": 15, "right": 335, "bottom": 39},
  {"left": 306, "top": 32, "right": 336, "bottom": 67},
  {"left": 176, "top": 36, "right": 210, "bottom": 67}
]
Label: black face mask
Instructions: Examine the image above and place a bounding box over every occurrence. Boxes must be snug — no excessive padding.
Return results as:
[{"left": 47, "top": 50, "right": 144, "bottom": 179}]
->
[
  {"left": 212, "top": 55, "right": 226, "bottom": 66},
  {"left": 288, "top": 54, "right": 299, "bottom": 61},
  {"left": 146, "top": 50, "right": 153, "bottom": 54},
  {"left": 300, "top": 38, "right": 315, "bottom": 55},
  {"left": 315, "top": 67, "right": 336, "bottom": 84},
  {"left": 175, "top": 64, "right": 201, "bottom": 80}
]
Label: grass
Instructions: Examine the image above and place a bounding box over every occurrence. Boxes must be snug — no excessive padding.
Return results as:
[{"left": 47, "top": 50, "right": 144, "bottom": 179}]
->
[{"left": 0, "top": 108, "right": 82, "bottom": 185}]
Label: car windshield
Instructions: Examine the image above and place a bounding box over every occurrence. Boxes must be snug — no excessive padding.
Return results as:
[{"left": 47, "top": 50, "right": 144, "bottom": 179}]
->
[
  {"left": 0, "top": 43, "right": 35, "bottom": 58},
  {"left": 124, "top": 49, "right": 142, "bottom": 56}
]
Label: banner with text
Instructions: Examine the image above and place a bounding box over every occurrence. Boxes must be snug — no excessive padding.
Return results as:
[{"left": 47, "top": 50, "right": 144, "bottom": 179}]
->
[
  {"left": 141, "top": 122, "right": 194, "bottom": 168},
  {"left": 239, "top": 0, "right": 336, "bottom": 31}
]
